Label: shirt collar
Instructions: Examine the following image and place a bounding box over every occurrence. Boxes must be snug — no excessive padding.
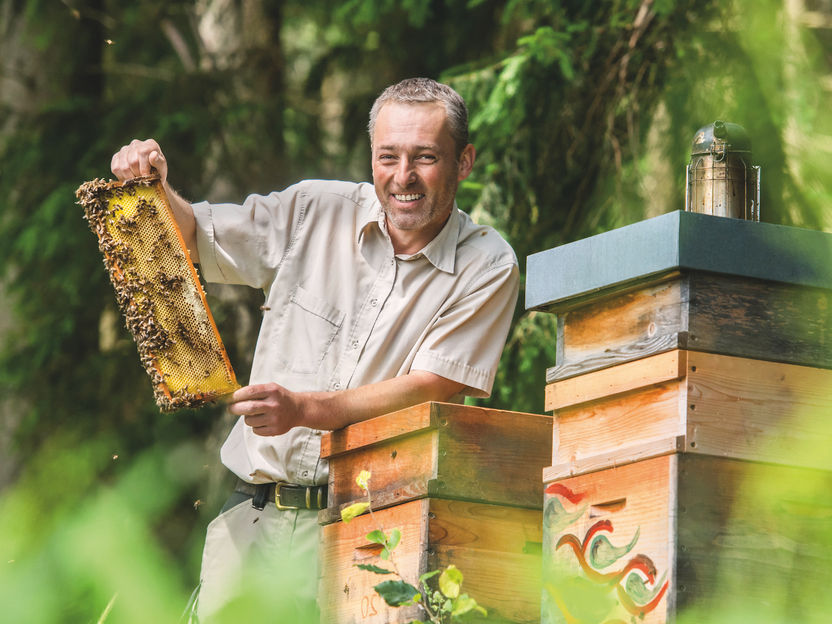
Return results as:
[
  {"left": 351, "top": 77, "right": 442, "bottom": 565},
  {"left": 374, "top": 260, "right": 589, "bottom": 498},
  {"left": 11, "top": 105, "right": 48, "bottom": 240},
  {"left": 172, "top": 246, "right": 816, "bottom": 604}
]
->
[
  {"left": 412, "top": 206, "right": 459, "bottom": 274},
  {"left": 358, "top": 200, "right": 460, "bottom": 274}
]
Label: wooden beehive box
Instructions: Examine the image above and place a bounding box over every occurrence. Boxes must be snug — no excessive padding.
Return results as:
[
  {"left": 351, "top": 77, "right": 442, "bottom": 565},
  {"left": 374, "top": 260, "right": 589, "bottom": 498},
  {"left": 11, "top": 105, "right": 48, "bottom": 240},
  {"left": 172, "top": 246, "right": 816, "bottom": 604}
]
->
[
  {"left": 320, "top": 498, "right": 543, "bottom": 624},
  {"left": 541, "top": 453, "right": 832, "bottom": 623},
  {"left": 319, "top": 402, "right": 553, "bottom": 521},
  {"left": 545, "top": 348, "right": 832, "bottom": 475},
  {"left": 318, "top": 402, "right": 553, "bottom": 623}
]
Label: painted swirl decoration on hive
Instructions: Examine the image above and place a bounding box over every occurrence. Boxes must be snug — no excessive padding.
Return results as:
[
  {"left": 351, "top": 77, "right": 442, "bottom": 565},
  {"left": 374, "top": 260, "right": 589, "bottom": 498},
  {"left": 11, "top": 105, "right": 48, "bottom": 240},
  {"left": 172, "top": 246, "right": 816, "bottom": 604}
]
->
[{"left": 542, "top": 483, "right": 669, "bottom": 623}]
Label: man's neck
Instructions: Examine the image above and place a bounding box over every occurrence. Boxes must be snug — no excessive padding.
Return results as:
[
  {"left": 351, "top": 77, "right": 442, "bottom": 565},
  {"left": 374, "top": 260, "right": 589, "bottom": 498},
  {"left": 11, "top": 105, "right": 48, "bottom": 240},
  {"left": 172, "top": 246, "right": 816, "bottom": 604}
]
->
[{"left": 387, "top": 213, "right": 451, "bottom": 255}]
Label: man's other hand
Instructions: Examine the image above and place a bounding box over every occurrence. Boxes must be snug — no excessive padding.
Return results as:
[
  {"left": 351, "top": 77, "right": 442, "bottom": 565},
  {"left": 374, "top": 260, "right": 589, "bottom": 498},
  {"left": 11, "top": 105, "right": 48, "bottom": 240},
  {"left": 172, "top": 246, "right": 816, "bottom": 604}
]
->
[{"left": 229, "top": 383, "right": 306, "bottom": 437}]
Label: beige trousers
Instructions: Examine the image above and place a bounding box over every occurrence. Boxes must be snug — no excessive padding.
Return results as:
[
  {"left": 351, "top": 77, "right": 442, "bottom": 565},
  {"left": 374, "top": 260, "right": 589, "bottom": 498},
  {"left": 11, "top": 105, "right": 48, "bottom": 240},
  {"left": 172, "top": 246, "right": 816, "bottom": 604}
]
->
[{"left": 196, "top": 498, "right": 320, "bottom": 622}]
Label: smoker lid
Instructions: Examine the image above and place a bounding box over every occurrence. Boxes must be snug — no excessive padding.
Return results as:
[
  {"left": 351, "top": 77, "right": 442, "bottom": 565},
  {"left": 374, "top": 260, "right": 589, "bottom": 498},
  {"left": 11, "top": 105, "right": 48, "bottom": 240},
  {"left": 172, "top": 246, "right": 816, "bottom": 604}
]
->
[{"left": 691, "top": 120, "right": 752, "bottom": 155}]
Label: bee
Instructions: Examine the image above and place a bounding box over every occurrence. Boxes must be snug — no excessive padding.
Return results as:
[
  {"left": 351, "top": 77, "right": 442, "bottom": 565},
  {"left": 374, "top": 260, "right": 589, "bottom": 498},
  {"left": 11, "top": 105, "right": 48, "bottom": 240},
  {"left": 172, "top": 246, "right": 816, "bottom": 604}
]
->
[
  {"left": 176, "top": 321, "right": 197, "bottom": 348},
  {"left": 136, "top": 197, "right": 158, "bottom": 217},
  {"left": 155, "top": 270, "right": 184, "bottom": 291},
  {"left": 115, "top": 214, "right": 139, "bottom": 235}
]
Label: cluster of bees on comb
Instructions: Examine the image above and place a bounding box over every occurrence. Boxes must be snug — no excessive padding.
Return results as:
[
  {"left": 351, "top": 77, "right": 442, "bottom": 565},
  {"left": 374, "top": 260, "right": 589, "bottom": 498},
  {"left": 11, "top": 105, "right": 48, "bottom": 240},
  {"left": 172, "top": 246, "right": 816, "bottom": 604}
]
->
[{"left": 75, "top": 176, "right": 239, "bottom": 411}]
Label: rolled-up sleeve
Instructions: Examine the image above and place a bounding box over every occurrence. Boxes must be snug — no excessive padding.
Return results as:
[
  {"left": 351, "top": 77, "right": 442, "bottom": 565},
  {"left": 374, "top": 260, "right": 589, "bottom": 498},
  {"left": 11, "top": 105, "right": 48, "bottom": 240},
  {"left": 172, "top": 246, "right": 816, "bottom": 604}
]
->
[
  {"left": 192, "top": 187, "right": 304, "bottom": 289},
  {"left": 411, "top": 260, "right": 519, "bottom": 397}
]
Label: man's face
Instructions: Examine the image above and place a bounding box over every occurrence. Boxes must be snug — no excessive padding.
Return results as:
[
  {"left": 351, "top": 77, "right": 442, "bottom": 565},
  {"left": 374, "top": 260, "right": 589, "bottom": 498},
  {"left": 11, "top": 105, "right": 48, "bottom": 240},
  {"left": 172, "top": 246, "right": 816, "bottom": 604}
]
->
[{"left": 371, "top": 102, "right": 474, "bottom": 253}]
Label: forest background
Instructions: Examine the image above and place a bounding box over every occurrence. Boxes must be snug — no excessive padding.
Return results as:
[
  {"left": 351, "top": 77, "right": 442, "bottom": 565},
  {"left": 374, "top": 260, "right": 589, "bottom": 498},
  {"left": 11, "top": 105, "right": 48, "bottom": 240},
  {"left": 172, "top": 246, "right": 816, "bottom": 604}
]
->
[{"left": 1, "top": 0, "right": 831, "bottom": 622}]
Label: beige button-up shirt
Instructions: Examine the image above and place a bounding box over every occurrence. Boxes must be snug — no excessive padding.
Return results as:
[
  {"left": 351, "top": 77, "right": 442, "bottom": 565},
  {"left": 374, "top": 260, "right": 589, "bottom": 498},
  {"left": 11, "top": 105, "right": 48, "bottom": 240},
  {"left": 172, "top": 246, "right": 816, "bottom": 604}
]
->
[{"left": 192, "top": 180, "right": 519, "bottom": 486}]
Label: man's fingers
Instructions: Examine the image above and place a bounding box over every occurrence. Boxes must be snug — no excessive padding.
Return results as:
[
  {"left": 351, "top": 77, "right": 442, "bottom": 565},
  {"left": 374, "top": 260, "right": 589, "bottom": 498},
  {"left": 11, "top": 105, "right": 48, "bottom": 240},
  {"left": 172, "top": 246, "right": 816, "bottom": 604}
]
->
[
  {"left": 229, "top": 398, "right": 265, "bottom": 417},
  {"left": 243, "top": 413, "right": 289, "bottom": 437},
  {"left": 127, "top": 147, "right": 146, "bottom": 177},
  {"left": 228, "top": 383, "right": 296, "bottom": 437},
  {"left": 111, "top": 146, "right": 132, "bottom": 180},
  {"left": 243, "top": 413, "right": 267, "bottom": 428},
  {"left": 232, "top": 383, "right": 282, "bottom": 402},
  {"left": 148, "top": 150, "right": 168, "bottom": 181},
  {"left": 110, "top": 139, "right": 166, "bottom": 181}
]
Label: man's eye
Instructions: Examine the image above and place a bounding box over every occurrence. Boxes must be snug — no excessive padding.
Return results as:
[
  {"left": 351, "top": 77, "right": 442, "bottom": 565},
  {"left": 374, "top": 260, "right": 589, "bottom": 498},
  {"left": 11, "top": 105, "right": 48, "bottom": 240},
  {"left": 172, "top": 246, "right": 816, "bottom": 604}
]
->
[
  {"left": 417, "top": 155, "right": 437, "bottom": 162},
  {"left": 378, "top": 154, "right": 396, "bottom": 161}
]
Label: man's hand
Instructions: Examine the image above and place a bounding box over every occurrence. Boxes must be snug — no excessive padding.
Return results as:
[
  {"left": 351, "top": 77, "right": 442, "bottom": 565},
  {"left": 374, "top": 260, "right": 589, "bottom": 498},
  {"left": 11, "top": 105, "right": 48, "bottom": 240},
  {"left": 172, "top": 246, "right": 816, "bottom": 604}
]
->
[
  {"left": 111, "top": 138, "right": 169, "bottom": 183},
  {"left": 109, "top": 138, "right": 199, "bottom": 262},
  {"left": 229, "top": 383, "right": 308, "bottom": 437}
]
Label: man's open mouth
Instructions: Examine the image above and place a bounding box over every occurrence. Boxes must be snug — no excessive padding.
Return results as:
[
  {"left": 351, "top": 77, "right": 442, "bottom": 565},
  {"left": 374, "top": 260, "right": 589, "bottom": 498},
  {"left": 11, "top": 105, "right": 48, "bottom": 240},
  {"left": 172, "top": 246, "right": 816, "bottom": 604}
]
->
[{"left": 393, "top": 193, "right": 425, "bottom": 202}]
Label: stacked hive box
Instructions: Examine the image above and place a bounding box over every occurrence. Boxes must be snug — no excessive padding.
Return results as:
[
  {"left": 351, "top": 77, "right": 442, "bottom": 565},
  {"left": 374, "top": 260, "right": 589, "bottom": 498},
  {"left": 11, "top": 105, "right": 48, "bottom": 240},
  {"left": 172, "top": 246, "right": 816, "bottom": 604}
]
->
[
  {"left": 318, "top": 402, "right": 553, "bottom": 623},
  {"left": 526, "top": 210, "right": 832, "bottom": 622}
]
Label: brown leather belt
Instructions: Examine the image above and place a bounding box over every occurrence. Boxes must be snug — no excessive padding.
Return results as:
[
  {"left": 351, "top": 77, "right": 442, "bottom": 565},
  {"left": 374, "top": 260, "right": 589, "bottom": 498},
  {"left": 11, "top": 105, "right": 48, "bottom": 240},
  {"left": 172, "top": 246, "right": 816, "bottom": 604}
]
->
[{"left": 234, "top": 479, "right": 328, "bottom": 511}]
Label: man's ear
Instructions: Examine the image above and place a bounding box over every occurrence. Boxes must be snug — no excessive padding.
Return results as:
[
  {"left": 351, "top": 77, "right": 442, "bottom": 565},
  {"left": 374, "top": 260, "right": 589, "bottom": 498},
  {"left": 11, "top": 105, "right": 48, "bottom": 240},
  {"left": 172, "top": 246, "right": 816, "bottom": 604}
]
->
[{"left": 457, "top": 144, "right": 476, "bottom": 181}]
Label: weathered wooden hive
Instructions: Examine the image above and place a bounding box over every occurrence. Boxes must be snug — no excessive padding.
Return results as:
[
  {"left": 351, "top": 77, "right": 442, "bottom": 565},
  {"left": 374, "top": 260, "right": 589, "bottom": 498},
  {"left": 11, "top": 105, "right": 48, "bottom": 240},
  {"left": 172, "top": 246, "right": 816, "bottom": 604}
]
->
[
  {"left": 318, "top": 402, "right": 553, "bottom": 623},
  {"left": 526, "top": 210, "right": 832, "bottom": 622}
]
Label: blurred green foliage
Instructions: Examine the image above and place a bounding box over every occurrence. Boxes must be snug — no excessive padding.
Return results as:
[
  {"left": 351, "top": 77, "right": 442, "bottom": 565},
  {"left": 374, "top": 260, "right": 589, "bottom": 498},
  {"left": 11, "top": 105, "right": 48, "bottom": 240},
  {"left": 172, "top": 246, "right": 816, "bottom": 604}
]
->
[{"left": 1, "top": 0, "right": 831, "bottom": 621}]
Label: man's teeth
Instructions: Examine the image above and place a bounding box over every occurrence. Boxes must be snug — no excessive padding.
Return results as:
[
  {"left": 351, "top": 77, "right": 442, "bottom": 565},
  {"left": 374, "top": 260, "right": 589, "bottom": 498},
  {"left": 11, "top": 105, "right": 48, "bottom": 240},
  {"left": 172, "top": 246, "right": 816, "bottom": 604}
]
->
[{"left": 394, "top": 193, "right": 424, "bottom": 201}]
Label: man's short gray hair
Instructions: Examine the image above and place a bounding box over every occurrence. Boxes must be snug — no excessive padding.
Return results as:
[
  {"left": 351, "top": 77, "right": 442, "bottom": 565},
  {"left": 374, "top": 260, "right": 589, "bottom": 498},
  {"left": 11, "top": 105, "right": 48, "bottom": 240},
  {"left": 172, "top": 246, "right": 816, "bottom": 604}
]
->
[{"left": 368, "top": 77, "right": 470, "bottom": 156}]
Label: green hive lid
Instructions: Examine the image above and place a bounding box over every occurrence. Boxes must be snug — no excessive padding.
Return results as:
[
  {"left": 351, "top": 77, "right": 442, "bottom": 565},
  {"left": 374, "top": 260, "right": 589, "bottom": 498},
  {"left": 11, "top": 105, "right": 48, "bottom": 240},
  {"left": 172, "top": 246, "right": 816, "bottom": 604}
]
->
[{"left": 525, "top": 210, "right": 832, "bottom": 311}]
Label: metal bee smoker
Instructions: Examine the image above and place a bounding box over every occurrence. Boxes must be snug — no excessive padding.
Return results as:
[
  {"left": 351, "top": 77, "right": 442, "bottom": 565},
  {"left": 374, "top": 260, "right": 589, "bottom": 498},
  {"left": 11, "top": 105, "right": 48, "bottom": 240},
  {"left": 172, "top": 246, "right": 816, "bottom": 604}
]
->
[{"left": 685, "top": 120, "right": 760, "bottom": 220}]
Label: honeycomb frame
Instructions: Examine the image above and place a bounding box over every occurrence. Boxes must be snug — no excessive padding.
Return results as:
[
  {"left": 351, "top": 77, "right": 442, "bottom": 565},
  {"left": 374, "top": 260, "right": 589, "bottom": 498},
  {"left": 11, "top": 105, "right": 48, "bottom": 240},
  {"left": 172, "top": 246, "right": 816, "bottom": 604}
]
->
[{"left": 76, "top": 175, "right": 239, "bottom": 411}]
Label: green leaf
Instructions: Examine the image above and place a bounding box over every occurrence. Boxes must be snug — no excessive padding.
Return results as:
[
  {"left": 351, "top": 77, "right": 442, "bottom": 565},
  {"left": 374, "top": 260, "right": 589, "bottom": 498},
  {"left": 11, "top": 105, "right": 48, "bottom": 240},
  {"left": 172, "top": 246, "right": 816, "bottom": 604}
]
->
[
  {"left": 387, "top": 528, "right": 401, "bottom": 551},
  {"left": 438, "top": 564, "right": 463, "bottom": 599},
  {"left": 365, "top": 529, "right": 387, "bottom": 544},
  {"left": 340, "top": 502, "right": 369, "bottom": 523},
  {"left": 374, "top": 580, "right": 420, "bottom": 606},
  {"left": 355, "top": 563, "right": 394, "bottom": 575},
  {"left": 419, "top": 569, "right": 441, "bottom": 586},
  {"left": 451, "top": 594, "right": 486, "bottom": 617},
  {"left": 355, "top": 469, "right": 371, "bottom": 490}
]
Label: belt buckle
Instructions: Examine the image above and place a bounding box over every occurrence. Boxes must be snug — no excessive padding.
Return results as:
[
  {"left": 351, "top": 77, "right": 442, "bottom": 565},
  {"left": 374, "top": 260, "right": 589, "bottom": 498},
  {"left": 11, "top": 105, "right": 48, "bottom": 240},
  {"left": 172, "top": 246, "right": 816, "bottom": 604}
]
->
[{"left": 274, "top": 483, "right": 304, "bottom": 510}]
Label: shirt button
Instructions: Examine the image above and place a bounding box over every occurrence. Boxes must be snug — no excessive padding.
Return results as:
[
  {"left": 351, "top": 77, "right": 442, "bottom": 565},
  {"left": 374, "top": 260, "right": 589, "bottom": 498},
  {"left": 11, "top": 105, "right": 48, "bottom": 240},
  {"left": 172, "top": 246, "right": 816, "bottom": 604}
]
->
[
  {"left": 333, "top": 382, "right": 341, "bottom": 390},
  {"left": 370, "top": 298, "right": 378, "bottom": 307},
  {"left": 351, "top": 340, "right": 359, "bottom": 349},
  {"left": 302, "top": 471, "right": 309, "bottom": 477}
]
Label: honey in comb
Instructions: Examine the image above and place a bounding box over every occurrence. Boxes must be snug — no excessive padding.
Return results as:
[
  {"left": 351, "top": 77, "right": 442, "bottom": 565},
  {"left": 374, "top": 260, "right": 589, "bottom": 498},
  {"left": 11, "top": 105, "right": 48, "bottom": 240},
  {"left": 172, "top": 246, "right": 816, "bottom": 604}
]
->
[{"left": 76, "top": 175, "right": 240, "bottom": 411}]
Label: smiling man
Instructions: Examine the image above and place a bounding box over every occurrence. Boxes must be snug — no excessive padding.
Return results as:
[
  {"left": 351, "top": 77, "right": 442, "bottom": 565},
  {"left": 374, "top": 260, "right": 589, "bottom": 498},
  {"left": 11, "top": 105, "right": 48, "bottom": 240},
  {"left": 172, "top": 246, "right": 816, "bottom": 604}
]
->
[
  {"left": 111, "top": 78, "right": 518, "bottom": 619},
  {"left": 370, "top": 96, "right": 475, "bottom": 253}
]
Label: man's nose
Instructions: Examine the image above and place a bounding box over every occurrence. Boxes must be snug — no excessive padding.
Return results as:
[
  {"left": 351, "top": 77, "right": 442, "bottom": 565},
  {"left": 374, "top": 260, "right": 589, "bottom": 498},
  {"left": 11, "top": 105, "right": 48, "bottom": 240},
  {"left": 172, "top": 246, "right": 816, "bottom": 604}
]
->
[{"left": 394, "top": 159, "right": 416, "bottom": 187}]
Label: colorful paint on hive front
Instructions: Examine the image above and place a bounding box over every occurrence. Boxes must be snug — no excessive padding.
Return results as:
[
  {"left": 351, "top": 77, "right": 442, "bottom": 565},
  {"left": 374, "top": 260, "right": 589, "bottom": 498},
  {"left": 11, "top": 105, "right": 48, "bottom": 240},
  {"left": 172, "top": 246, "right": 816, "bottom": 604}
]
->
[{"left": 542, "top": 483, "right": 669, "bottom": 624}]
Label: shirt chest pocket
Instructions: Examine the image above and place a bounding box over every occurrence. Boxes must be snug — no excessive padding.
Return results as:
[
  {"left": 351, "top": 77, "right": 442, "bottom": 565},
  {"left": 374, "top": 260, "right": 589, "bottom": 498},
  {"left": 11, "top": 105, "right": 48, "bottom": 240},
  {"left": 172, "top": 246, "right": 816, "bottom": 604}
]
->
[{"left": 273, "top": 285, "right": 346, "bottom": 375}]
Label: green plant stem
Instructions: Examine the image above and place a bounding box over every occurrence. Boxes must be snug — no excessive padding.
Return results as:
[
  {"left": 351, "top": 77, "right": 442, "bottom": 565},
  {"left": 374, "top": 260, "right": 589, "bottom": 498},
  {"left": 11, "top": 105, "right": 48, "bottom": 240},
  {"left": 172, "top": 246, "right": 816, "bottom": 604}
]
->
[{"left": 362, "top": 486, "right": 440, "bottom": 623}]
